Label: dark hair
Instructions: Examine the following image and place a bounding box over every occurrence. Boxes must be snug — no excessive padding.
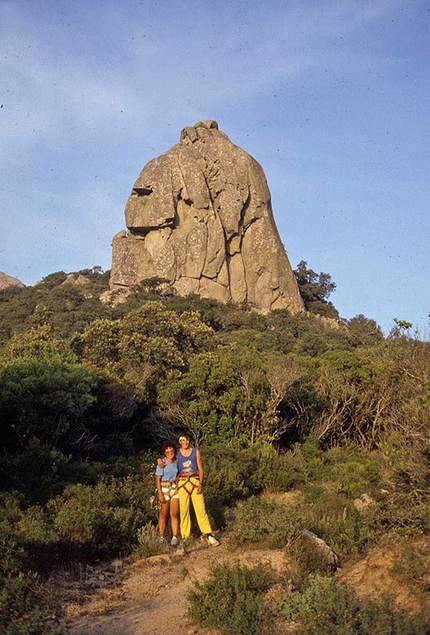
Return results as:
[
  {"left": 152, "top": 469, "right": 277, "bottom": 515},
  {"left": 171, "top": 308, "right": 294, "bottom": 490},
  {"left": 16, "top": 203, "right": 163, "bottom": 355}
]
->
[{"left": 161, "top": 440, "right": 176, "bottom": 455}]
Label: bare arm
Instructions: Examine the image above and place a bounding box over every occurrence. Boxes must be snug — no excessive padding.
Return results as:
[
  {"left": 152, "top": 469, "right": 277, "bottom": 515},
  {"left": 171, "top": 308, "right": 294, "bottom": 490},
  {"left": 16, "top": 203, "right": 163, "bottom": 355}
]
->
[
  {"left": 196, "top": 449, "right": 204, "bottom": 494},
  {"left": 155, "top": 474, "right": 165, "bottom": 503}
]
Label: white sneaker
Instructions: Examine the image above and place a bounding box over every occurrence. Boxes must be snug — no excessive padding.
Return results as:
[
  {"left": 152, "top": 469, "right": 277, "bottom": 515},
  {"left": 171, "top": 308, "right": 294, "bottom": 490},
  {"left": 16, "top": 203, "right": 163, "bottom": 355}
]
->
[
  {"left": 170, "top": 536, "right": 179, "bottom": 546},
  {"left": 207, "top": 534, "right": 220, "bottom": 546}
]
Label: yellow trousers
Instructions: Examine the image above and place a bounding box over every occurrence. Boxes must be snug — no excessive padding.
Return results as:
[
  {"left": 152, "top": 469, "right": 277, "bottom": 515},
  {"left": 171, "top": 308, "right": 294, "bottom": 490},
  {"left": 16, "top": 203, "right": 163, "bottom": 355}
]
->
[{"left": 177, "top": 477, "right": 212, "bottom": 539}]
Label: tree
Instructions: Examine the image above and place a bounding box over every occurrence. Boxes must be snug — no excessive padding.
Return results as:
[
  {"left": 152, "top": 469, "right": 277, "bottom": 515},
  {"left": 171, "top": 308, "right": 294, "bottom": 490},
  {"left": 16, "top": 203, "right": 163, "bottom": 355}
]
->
[
  {"left": 0, "top": 306, "right": 76, "bottom": 365},
  {"left": 72, "top": 301, "right": 214, "bottom": 404},
  {"left": 388, "top": 318, "right": 413, "bottom": 340},
  {"left": 0, "top": 360, "right": 98, "bottom": 452},
  {"left": 346, "top": 314, "right": 384, "bottom": 347},
  {"left": 294, "top": 261, "right": 339, "bottom": 319},
  {"left": 158, "top": 348, "right": 248, "bottom": 442},
  {"left": 159, "top": 347, "right": 306, "bottom": 445}
]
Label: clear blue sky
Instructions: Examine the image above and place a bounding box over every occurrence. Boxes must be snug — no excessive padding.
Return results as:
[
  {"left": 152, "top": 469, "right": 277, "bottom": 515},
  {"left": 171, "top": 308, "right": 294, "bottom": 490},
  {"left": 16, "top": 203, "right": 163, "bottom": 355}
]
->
[{"left": 1, "top": 0, "right": 429, "bottom": 335}]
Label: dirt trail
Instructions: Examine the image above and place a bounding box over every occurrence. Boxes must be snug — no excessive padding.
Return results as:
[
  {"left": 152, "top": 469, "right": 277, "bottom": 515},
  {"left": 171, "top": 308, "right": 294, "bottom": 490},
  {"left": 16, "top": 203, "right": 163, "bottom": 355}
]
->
[
  {"left": 59, "top": 535, "right": 429, "bottom": 635},
  {"left": 61, "top": 538, "right": 286, "bottom": 635}
]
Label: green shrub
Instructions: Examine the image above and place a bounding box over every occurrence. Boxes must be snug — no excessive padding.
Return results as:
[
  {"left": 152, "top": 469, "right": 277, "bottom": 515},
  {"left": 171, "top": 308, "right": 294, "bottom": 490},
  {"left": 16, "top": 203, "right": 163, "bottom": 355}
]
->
[
  {"left": 134, "top": 523, "right": 168, "bottom": 559},
  {"left": 321, "top": 446, "right": 382, "bottom": 497},
  {"left": 202, "top": 443, "right": 264, "bottom": 503},
  {"left": 227, "top": 488, "right": 379, "bottom": 557},
  {"left": 251, "top": 442, "right": 306, "bottom": 492},
  {"left": 0, "top": 439, "right": 72, "bottom": 505},
  {"left": 276, "top": 575, "right": 357, "bottom": 634},
  {"left": 202, "top": 442, "right": 305, "bottom": 506},
  {"left": 227, "top": 496, "right": 295, "bottom": 548},
  {"left": 359, "top": 594, "right": 429, "bottom": 635},
  {"left": 0, "top": 493, "right": 58, "bottom": 575},
  {"left": 371, "top": 490, "right": 430, "bottom": 534},
  {"left": 294, "top": 440, "right": 383, "bottom": 497},
  {"left": 275, "top": 575, "right": 428, "bottom": 635},
  {"left": 283, "top": 440, "right": 429, "bottom": 551},
  {"left": 225, "top": 439, "right": 428, "bottom": 559},
  {"left": 0, "top": 572, "right": 61, "bottom": 635},
  {"left": 297, "top": 489, "right": 377, "bottom": 555},
  {"left": 49, "top": 476, "right": 153, "bottom": 558},
  {"left": 188, "top": 562, "right": 277, "bottom": 635}
]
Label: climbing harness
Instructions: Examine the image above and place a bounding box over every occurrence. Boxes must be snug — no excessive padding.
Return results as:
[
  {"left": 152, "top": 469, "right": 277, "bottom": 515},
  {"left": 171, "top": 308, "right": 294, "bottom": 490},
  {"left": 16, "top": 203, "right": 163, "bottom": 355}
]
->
[
  {"left": 160, "top": 480, "right": 178, "bottom": 499},
  {"left": 176, "top": 473, "right": 200, "bottom": 496}
]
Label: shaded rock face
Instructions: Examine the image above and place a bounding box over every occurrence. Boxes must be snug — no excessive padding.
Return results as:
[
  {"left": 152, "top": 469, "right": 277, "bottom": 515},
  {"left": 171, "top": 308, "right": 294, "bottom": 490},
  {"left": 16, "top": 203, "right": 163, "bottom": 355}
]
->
[
  {"left": 0, "top": 272, "right": 24, "bottom": 290},
  {"left": 110, "top": 120, "right": 304, "bottom": 313}
]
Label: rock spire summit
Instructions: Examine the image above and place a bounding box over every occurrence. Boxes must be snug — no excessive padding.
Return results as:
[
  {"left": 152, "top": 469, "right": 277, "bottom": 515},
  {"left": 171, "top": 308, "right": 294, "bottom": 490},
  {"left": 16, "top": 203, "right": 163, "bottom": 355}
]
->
[{"left": 110, "top": 120, "right": 304, "bottom": 314}]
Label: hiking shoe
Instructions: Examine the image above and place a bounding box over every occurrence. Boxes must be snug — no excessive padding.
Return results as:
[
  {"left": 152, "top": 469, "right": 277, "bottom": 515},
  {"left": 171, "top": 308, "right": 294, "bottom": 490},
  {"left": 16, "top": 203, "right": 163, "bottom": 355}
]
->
[
  {"left": 207, "top": 534, "right": 220, "bottom": 546},
  {"left": 176, "top": 539, "right": 186, "bottom": 555},
  {"left": 170, "top": 536, "right": 179, "bottom": 546}
]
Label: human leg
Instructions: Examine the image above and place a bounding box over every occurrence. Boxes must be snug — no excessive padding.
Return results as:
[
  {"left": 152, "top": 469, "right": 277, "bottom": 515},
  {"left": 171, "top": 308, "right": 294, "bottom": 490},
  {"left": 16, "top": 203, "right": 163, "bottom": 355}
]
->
[
  {"left": 190, "top": 487, "right": 212, "bottom": 536},
  {"left": 158, "top": 499, "right": 170, "bottom": 537},
  {"left": 178, "top": 483, "right": 192, "bottom": 539},
  {"left": 169, "top": 496, "right": 180, "bottom": 543}
]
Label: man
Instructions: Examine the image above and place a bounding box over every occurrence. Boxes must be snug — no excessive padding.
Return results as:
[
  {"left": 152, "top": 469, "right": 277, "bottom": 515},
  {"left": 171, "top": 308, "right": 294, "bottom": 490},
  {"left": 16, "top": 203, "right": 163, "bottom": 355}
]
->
[{"left": 175, "top": 433, "right": 219, "bottom": 546}]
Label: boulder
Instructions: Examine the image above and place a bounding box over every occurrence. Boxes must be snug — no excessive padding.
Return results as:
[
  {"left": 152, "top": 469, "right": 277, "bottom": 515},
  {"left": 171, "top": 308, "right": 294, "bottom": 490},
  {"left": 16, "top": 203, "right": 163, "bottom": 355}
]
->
[{"left": 110, "top": 120, "right": 304, "bottom": 314}]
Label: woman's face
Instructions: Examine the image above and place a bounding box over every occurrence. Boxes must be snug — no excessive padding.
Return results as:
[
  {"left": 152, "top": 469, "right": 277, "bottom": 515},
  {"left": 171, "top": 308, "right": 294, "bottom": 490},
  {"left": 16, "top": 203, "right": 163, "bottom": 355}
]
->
[{"left": 164, "top": 446, "right": 175, "bottom": 460}]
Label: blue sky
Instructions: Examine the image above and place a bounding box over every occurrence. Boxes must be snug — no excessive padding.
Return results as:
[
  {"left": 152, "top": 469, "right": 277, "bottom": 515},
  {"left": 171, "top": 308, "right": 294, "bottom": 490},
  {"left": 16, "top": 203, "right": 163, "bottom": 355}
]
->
[{"left": 1, "top": 0, "right": 429, "bottom": 335}]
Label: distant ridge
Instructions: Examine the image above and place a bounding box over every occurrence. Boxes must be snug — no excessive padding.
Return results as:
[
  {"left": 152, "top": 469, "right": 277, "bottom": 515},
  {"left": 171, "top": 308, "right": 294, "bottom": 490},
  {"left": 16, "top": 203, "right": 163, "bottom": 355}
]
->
[{"left": 0, "top": 272, "right": 25, "bottom": 290}]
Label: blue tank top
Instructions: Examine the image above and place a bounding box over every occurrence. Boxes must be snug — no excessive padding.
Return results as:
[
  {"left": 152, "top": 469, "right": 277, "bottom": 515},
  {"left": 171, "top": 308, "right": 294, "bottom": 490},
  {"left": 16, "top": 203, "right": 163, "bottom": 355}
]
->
[{"left": 177, "top": 447, "right": 198, "bottom": 476}]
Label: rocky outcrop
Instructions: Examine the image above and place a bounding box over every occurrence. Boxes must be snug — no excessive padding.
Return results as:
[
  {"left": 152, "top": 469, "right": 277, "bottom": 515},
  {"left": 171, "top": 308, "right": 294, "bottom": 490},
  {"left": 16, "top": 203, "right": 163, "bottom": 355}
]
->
[
  {"left": 0, "top": 272, "right": 24, "bottom": 290},
  {"left": 62, "top": 273, "right": 91, "bottom": 286},
  {"left": 110, "top": 120, "right": 304, "bottom": 314}
]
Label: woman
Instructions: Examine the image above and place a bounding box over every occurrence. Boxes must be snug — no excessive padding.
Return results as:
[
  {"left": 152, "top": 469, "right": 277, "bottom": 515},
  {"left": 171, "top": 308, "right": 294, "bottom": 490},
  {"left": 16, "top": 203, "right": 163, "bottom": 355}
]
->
[
  {"left": 155, "top": 441, "right": 180, "bottom": 546},
  {"left": 175, "top": 433, "right": 219, "bottom": 546}
]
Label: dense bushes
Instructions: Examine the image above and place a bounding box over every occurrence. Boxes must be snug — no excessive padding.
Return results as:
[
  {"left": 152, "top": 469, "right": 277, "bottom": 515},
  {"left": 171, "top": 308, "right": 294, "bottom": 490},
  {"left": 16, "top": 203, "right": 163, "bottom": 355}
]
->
[
  {"left": 0, "top": 469, "right": 156, "bottom": 571},
  {"left": 225, "top": 441, "right": 429, "bottom": 557},
  {"left": 1, "top": 272, "right": 428, "bottom": 459},
  {"left": 0, "top": 270, "right": 428, "bottom": 630},
  {"left": 0, "top": 572, "right": 61, "bottom": 635},
  {"left": 0, "top": 359, "right": 99, "bottom": 454},
  {"left": 0, "top": 494, "right": 61, "bottom": 635},
  {"left": 275, "top": 575, "right": 428, "bottom": 635},
  {"left": 188, "top": 562, "right": 277, "bottom": 635},
  {"left": 188, "top": 564, "right": 428, "bottom": 635},
  {"left": 203, "top": 441, "right": 305, "bottom": 504},
  {"left": 0, "top": 494, "right": 58, "bottom": 575},
  {"left": 48, "top": 476, "right": 153, "bottom": 558}
]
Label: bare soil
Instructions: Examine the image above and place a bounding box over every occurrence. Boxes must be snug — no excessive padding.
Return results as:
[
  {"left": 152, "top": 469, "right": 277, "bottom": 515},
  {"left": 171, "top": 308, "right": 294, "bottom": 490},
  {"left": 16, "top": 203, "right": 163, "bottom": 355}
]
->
[{"left": 57, "top": 534, "right": 429, "bottom": 635}]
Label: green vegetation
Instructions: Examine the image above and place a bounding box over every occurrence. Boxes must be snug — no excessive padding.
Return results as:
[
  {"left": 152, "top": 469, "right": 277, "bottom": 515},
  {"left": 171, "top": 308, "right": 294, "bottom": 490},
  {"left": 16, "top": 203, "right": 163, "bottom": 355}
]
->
[
  {"left": 188, "top": 562, "right": 277, "bottom": 635},
  {"left": 135, "top": 523, "right": 169, "bottom": 559},
  {"left": 188, "top": 563, "right": 428, "bottom": 635},
  {"left": 0, "top": 265, "right": 428, "bottom": 632},
  {"left": 294, "top": 259, "right": 339, "bottom": 319},
  {"left": 275, "top": 575, "right": 428, "bottom": 635}
]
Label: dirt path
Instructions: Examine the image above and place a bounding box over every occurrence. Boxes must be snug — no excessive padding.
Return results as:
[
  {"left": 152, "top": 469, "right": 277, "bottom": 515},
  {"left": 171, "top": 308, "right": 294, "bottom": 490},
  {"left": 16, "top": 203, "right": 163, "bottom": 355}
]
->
[
  {"left": 60, "top": 537, "right": 286, "bottom": 635},
  {"left": 59, "top": 534, "right": 429, "bottom": 634}
]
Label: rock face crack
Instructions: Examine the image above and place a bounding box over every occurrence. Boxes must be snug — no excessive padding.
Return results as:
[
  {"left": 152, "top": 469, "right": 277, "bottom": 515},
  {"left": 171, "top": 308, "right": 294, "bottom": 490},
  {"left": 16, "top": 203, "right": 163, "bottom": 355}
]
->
[{"left": 110, "top": 121, "right": 304, "bottom": 314}]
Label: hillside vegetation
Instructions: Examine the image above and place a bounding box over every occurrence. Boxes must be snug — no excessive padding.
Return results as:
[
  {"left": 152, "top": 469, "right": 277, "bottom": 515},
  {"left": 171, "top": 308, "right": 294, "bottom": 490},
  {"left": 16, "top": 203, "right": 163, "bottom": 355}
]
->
[{"left": 0, "top": 265, "right": 428, "bottom": 634}]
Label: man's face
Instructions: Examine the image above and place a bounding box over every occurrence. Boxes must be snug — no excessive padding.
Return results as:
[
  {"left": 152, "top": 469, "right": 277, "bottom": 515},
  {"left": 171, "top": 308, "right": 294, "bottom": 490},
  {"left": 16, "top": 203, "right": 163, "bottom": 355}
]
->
[{"left": 178, "top": 436, "right": 190, "bottom": 450}]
